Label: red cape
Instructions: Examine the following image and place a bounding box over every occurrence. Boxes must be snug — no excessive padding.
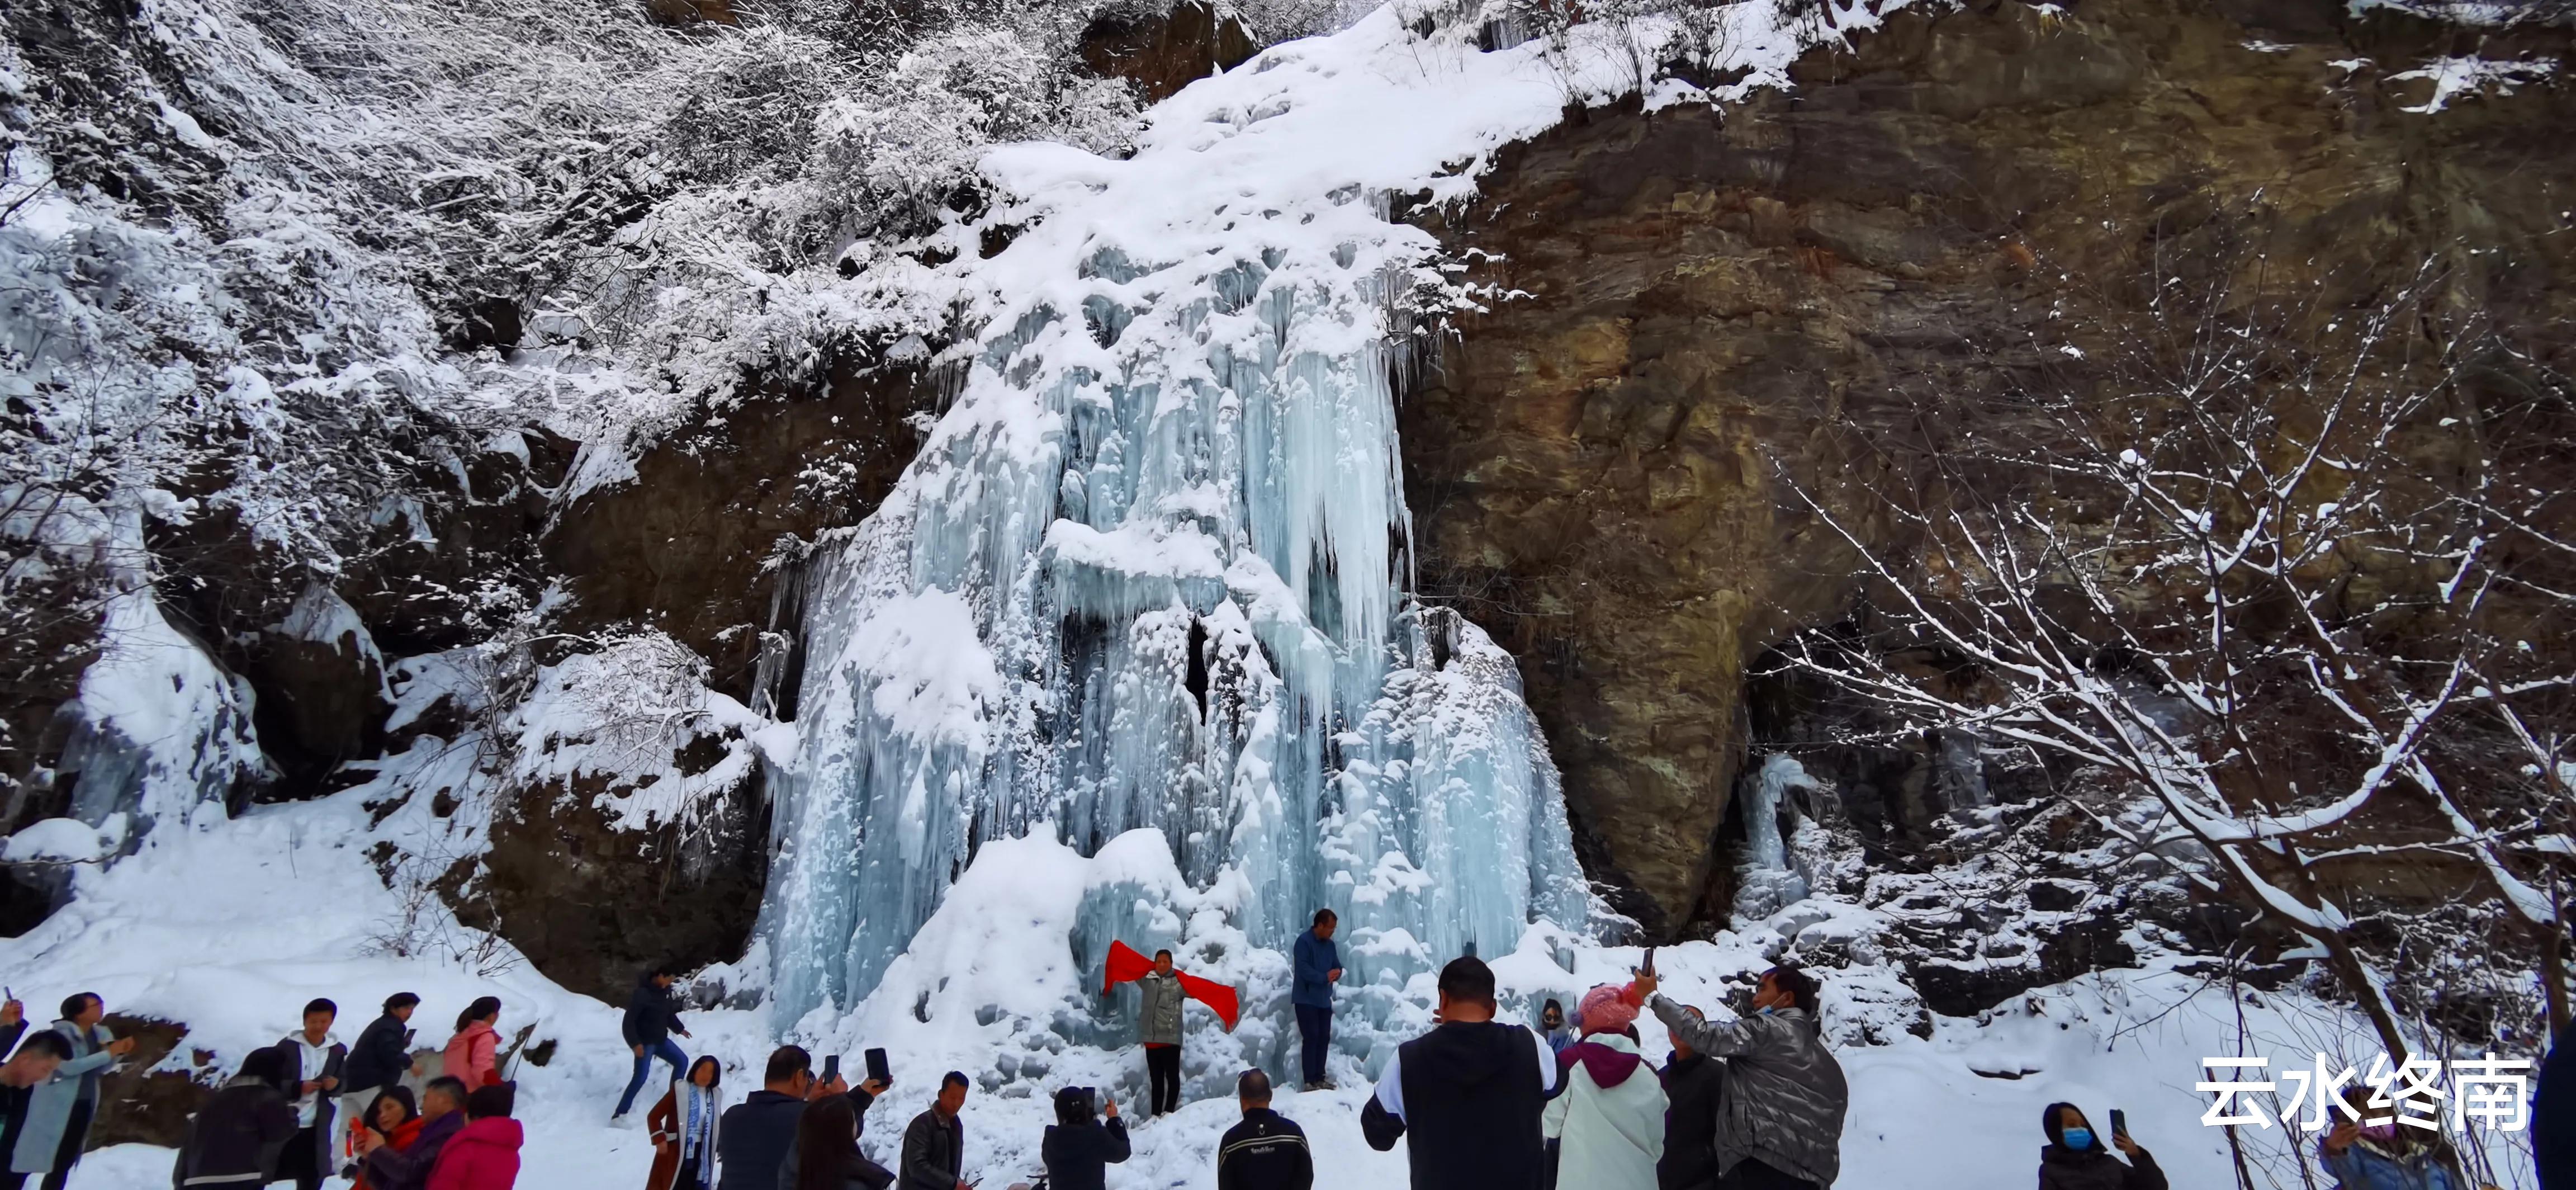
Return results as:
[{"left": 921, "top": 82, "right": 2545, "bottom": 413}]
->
[{"left": 1102, "top": 939, "right": 1240, "bottom": 1030}]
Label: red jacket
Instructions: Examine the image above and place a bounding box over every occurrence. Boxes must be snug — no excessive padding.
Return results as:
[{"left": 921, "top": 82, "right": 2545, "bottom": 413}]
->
[{"left": 425, "top": 1117, "right": 522, "bottom": 1190}]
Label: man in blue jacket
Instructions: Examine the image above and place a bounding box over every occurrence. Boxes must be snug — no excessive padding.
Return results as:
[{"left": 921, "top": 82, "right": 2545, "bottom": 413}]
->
[
  {"left": 1291, "top": 909, "right": 1342, "bottom": 1090},
  {"left": 614, "top": 962, "right": 694, "bottom": 1123}
]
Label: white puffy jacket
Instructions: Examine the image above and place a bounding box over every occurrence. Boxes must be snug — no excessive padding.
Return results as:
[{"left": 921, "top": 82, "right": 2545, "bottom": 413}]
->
[{"left": 1542, "top": 1032, "right": 1666, "bottom": 1190}]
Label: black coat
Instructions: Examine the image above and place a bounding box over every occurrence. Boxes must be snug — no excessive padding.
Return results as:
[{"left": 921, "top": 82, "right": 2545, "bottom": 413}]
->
[
  {"left": 1216, "top": 1108, "right": 1311, "bottom": 1190},
  {"left": 776, "top": 1148, "right": 894, "bottom": 1190},
  {"left": 1361, "top": 1022, "right": 1547, "bottom": 1190},
  {"left": 2037, "top": 1143, "right": 2167, "bottom": 1190},
  {"left": 345, "top": 1014, "right": 414, "bottom": 1092},
  {"left": 624, "top": 979, "right": 688, "bottom": 1049},
  {"left": 1658, "top": 1053, "right": 1723, "bottom": 1190},
  {"left": 1039, "top": 1117, "right": 1129, "bottom": 1190},
  {"left": 898, "top": 1108, "right": 963, "bottom": 1190},
  {"left": 718, "top": 1087, "right": 878, "bottom": 1190},
  {"left": 173, "top": 1078, "right": 299, "bottom": 1187},
  {"left": 2540, "top": 1029, "right": 2573, "bottom": 1190}
]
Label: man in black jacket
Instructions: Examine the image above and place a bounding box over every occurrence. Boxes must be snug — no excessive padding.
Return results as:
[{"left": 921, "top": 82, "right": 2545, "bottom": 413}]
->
[
  {"left": 614, "top": 964, "right": 693, "bottom": 1122},
  {"left": 1216, "top": 1069, "right": 1310, "bottom": 1190},
  {"left": 174, "top": 1047, "right": 299, "bottom": 1188},
  {"left": 339, "top": 991, "right": 419, "bottom": 1168},
  {"left": 1361, "top": 956, "right": 1557, "bottom": 1190},
  {"left": 1658, "top": 1005, "right": 1723, "bottom": 1190},
  {"left": 352, "top": 1076, "right": 467, "bottom": 1190},
  {"left": 0, "top": 1001, "right": 71, "bottom": 1190},
  {"left": 898, "top": 1073, "right": 970, "bottom": 1190},
  {"left": 715, "top": 1046, "right": 884, "bottom": 1190}
]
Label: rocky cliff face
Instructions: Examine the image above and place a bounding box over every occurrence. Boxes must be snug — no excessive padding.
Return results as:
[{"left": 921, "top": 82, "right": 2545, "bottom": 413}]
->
[{"left": 1403, "top": 0, "right": 2574, "bottom": 937}]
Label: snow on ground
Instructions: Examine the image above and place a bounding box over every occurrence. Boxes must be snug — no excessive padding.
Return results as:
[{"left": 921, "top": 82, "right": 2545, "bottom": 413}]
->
[
  {"left": 8, "top": 3, "right": 2529, "bottom": 1188},
  {"left": 2, "top": 781, "right": 2454, "bottom": 1190}
]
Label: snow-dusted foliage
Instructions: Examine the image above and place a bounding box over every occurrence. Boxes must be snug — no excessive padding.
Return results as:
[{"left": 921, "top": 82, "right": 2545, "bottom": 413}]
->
[{"left": 1772, "top": 253, "right": 2576, "bottom": 1060}]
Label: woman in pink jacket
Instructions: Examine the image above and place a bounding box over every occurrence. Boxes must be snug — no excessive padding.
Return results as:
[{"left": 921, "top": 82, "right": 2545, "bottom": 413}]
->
[{"left": 442, "top": 998, "right": 502, "bottom": 1089}]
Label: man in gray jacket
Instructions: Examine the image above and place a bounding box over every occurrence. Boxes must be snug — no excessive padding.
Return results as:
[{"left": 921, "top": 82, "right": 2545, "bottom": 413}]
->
[
  {"left": 1138, "top": 950, "right": 1185, "bottom": 1116},
  {"left": 1633, "top": 967, "right": 1845, "bottom": 1189}
]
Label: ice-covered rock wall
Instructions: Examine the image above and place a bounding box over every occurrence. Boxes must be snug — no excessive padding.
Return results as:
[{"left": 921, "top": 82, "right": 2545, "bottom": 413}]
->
[{"left": 751, "top": 9, "right": 1663, "bottom": 1038}]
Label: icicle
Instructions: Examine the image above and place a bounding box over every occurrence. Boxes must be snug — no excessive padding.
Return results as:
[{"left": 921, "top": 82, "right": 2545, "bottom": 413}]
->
[{"left": 754, "top": 110, "right": 1602, "bottom": 1033}]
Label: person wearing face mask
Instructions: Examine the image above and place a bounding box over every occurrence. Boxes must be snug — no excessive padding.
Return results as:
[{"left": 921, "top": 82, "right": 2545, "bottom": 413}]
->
[
  {"left": 2317, "top": 1089, "right": 2466, "bottom": 1190},
  {"left": 1633, "top": 966, "right": 1844, "bottom": 1190},
  {"left": 2038, "top": 1103, "right": 2166, "bottom": 1190}
]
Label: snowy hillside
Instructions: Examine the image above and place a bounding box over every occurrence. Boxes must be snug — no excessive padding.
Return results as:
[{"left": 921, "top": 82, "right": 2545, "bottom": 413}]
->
[
  {"left": 9, "top": 777, "right": 2506, "bottom": 1190},
  {"left": 4, "top": 0, "right": 2570, "bottom": 1186}
]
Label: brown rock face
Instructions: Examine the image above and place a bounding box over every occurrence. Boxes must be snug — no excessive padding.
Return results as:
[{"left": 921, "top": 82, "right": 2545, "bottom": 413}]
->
[
  {"left": 503, "top": 356, "right": 924, "bottom": 994},
  {"left": 1402, "top": 0, "right": 2574, "bottom": 936},
  {"left": 1079, "top": 1, "right": 1258, "bottom": 105},
  {"left": 90, "top": 1016, "right": 206, "bottom": 1150},
  {"left": 548, "top": 359, "right": 925, "bottom": 706},
  {"left": 465, "top": 766, "right": 770, "bottom": 1000}
]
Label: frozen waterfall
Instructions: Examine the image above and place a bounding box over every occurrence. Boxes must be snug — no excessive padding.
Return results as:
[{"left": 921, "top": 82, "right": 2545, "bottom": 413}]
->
[
  {"left": 751, "top": 18, "right": 1616, "bottom": 1038},
  {"left": 1731, "top": 754, "right": 1820, "bottom": 922}
]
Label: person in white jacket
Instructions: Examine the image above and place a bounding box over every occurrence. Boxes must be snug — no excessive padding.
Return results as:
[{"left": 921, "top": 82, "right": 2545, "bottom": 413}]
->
[{"left": 1542, "top": 983, "right": 1666, "bottom": 1190}]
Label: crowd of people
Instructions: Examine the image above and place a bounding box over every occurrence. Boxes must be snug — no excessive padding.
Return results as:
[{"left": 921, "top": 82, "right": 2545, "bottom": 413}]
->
[
  {"left": 0, "top": 915, "right": 2560, "bottom": 1190},
  {"left": 0, "top": 989, "right": 521, "bottom": 1190}
]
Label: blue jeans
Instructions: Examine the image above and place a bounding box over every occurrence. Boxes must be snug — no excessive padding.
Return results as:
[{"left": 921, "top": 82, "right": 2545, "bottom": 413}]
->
[
  {"left": 1296, "top": 1004, "right": 1330, "bottom": 1084},
  {"left": 616, "top": 1038, "right": 688, "bottom": 1115}
]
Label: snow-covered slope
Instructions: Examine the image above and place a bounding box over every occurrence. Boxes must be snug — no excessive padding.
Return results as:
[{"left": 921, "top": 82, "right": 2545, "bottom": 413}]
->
[
  {"left": 6, "top": 0, "right": 2556, "bottom": 1187},
  {"left": 6, "top": 778, "right": 2504, "bottom": 1190}
]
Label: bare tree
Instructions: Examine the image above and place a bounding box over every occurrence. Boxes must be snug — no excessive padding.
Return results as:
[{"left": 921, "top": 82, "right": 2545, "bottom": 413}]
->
[{"left": 1773, "top": 256, "right": 2574, "bottom": 1060}]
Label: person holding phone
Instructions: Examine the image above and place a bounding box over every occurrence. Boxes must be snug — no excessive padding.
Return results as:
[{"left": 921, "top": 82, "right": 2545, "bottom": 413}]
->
[
  {"left": 2038, "top": 1103, "right": 2166, "bottom": 1190},
  {"left": 1543, "top": 983, "right": 1665, "bottom": 1190},
  {"left": 785, "top": 1095, "right": 892, "bottom": 1190},
  {"left": 10, "top": 991, "right": 134, "bottom": 1190},
  {"left": 1292, "top": 911, "right": 1343, "bottom": 1090},
  {"left": 2315, "top": 1088, "right": 2465, "bottom": 1190},
  {"left": 1633, "top": 966, "right": 1844, "bottom": 1190},
  {"left": 1039, "top": 1086, "right": 1128, "bottom": 1190},
  {"left": 715, "top": 1046, "right": 888, "bottom": 1190}
]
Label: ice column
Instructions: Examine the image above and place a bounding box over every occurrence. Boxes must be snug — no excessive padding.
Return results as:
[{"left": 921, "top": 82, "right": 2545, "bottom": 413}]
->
[{"left": 756, "top": 232, "right": 1597, "bottom": 1028}]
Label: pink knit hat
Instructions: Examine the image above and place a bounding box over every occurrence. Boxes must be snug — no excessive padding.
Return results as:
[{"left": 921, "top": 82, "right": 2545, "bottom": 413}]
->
[{"left": 1577, "top": 982, "right": 1641, "bottom": 1036}]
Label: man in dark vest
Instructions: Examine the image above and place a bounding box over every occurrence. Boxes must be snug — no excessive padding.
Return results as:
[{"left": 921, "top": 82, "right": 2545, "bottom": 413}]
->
[{"left": 1361, "top": 956, "right": 1557, "bottom": 1190}]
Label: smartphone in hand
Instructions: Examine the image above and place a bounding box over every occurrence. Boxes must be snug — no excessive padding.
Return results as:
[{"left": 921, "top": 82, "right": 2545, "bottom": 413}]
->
[
  {"left": 865, "top": 1047, "right": 892, "bottom": 1087},
  {"left": 2108, "top": 1109, "right": 2128, "bottom": 1140},
  {"left": 821, "top": 1054, "right": 840, "bottom": 1084}
]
